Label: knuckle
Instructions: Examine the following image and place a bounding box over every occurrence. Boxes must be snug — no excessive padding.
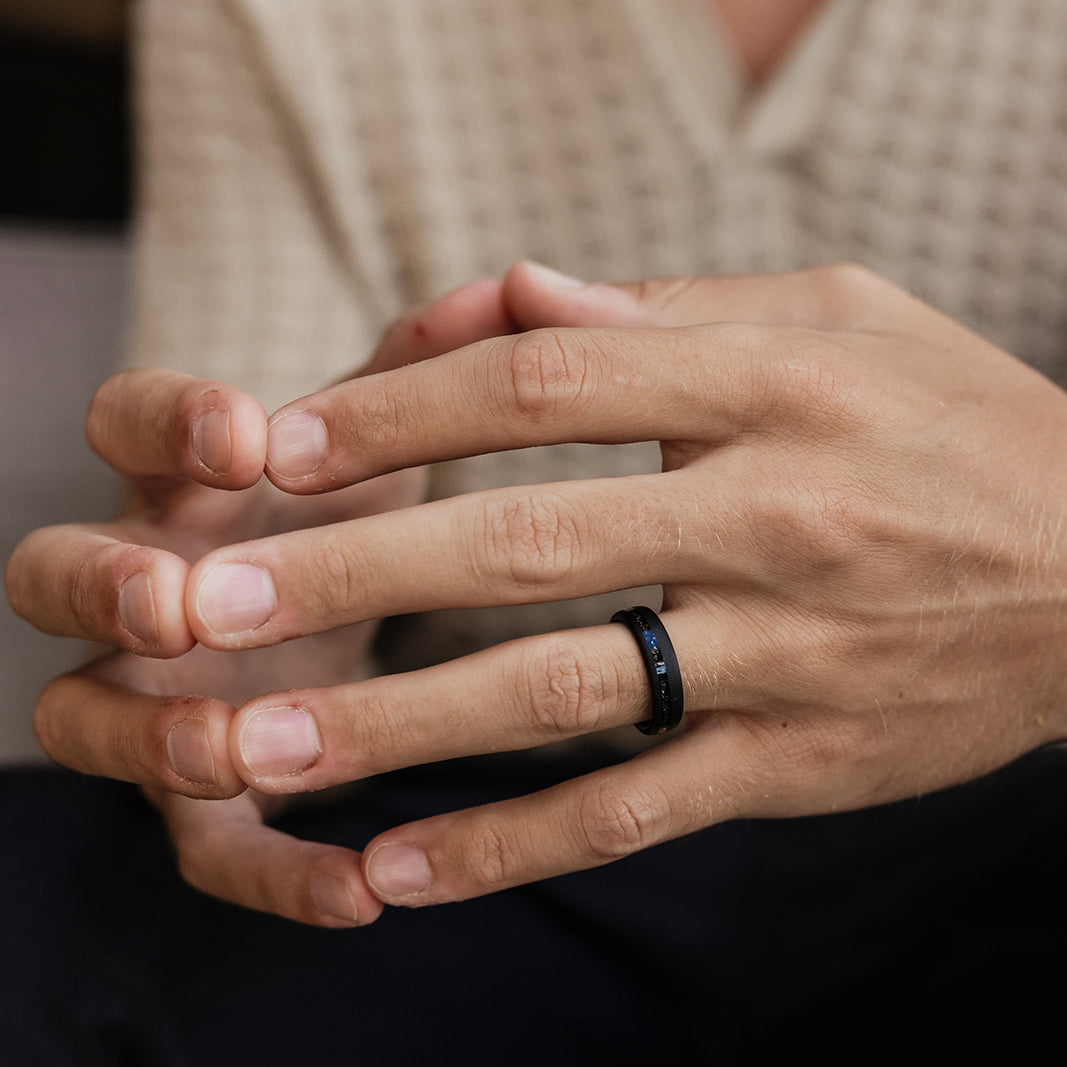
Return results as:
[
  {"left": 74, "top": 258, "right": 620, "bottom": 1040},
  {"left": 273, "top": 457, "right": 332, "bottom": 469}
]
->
[
  {"left": 755, "top": 477, "right": 867, "bottom": 578},
  {"left": 340, "top": 689, "right": 407, "bottom": 777},
  {"left": 518, "top": 640, "right": 612, "bottom": 737},
  {"left": 115, "top": 712, "right": 153, "bottom": 780},
  {"left": 306, "top": 539, "right": 359, "bottom": 613},
  {"left": 477, "top": 490, "right": 585, "bottom": 589},
  {"left": 308, "top": 380, "right": 409, "bottom": 467},
  {"left": 803, "top": 262, "right": 892, "bottom": 327},
  {"left": 346, "top": 381, "right": 411, "bottom": 457},
  {"left": 729, "top": 711, "right": 892, "bottom": 816},
  {"left": 805, "top": 487, "right": 868, "bottom": 568},
  {"left": 810, "top": 261, "right": 879, "bottom": 294},
  {"left": 66, "top": 551, "right": 101, "bottom": 636},
  {"left": 504, "top": 329, "right": 590, "bottom": 420},
  {"left": 463, "top": 818, "right": 513, "bottom": 892},
  {"left": 765, "top": 333, "right": 857, "bottom": 421},
  {"left": 577, "top": 781, "right": 670, "bottom": 861},
  {"left": 697, "top": 322, "right": 789, "bottom": 429},
  {"left": 778, "top": 714, "right": 888, "bottom": 784}
]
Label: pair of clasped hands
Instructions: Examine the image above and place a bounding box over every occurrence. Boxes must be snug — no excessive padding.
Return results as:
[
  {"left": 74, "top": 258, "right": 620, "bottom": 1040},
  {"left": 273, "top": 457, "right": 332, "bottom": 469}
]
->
[{"left": 8, "top": 262, "right": 1067, "bottom": 927}]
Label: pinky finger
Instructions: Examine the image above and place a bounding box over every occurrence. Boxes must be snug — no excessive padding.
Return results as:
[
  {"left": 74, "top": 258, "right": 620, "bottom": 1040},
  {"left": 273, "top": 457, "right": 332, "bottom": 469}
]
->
[
  {"left": 360, "top": 718, "right": 755, "bottom": 908},
  {"left": 157, "top": 791, "right": 385, "bottom": 928}
]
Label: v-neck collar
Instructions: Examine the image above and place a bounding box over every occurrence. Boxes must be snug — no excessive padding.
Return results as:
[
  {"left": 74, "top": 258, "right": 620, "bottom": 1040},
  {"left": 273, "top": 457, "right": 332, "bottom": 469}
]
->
[{"left": 619, "top": 0, "right": 862, "bottom": 159}]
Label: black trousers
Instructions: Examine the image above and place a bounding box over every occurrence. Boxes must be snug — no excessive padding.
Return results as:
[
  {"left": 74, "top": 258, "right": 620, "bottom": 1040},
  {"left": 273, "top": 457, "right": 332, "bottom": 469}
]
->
[{"left": 2, "top": 746, "right": 1065, "bottom": 1066}]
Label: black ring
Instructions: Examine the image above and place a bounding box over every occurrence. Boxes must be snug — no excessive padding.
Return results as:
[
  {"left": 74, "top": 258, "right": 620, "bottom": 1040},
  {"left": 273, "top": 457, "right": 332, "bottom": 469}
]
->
[{"left": 610, "top": 606, "right": 684, "bottom": 735}]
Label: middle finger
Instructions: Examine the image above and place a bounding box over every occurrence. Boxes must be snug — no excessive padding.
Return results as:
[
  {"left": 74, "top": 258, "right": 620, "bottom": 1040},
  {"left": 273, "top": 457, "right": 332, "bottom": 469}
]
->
[{"left": 186, "top": 470, "right": 746, "bottom": 650}]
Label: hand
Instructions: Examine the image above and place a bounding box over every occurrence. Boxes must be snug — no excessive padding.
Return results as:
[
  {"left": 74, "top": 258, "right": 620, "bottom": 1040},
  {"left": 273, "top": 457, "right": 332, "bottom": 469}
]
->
[
  {"left": 5, "top": 277, "right": 515, "bottom": 926},
  {"left": 183, "top": 262, "right": 1067, "bottom": 912}
]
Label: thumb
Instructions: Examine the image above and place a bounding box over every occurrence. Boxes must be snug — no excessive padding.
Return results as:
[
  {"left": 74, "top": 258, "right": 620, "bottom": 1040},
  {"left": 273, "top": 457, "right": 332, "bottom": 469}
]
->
[
  {"left": 502, "top": 260, "right": 880, "bottom": 331},
  {"left": 502, "top": 261, "right": 653, "bottom": 329},
  {"left": 360, "top": 276, "right": 513, "bottom": 377}
]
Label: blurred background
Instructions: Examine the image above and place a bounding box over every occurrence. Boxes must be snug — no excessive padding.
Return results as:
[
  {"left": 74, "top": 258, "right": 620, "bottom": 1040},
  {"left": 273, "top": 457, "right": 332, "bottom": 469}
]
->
[{"left": 0, "top": 0, "right": 130, "bottom": 763}]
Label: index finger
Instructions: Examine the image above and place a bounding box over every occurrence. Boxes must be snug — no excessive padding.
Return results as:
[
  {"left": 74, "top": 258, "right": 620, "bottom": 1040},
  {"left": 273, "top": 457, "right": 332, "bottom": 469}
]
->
[
  {"left": 264, "top": 320, "right": 794, "bottom": 493},
  {"left": 88, "top": 368, "right": 267, "bottom": 489}
]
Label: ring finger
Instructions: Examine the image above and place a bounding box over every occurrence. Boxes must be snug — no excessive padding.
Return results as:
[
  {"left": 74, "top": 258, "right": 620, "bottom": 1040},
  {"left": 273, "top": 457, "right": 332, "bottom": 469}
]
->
[{"left": 229, "top": 605, "right": 738, "bottom": 794}]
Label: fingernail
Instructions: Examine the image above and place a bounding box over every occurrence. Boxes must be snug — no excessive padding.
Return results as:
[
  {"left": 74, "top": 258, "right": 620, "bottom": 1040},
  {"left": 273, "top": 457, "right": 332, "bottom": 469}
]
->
[
  {"left": 366, "top": 843, "right": 432, "bottom": 898},
  {"left": 239, "top": 706, "right": 321, "bottom": 778},
  {"left": 311, "top": 874, "right": 360, "bottom": 926},
  {"left": 268, "top": 413, "right": 328, "bottom": 480},
  {"left": 166, "top": 719, "right": 217, "bottom": 785},
  {"left": 118, "top": 571, "right": 158, "bottom": 644},
  {"left": 522, "top": 261, "right": 587, "bottom": 290},
  {"left": 192, "top": 408, "right": 232, "bottom": 474},
  {"left": 196, "top": 563, "right": 276, "bottom": 635}
]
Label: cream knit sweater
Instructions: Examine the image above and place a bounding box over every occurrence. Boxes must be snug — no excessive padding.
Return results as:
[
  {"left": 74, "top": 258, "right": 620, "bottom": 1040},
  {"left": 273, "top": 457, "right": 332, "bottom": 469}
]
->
[{"left": 129, "top": 0, "right": 1067, "bottom": 663}]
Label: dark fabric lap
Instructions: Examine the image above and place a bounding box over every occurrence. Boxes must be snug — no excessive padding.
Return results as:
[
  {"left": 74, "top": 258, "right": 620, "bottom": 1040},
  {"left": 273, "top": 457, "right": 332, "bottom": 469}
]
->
[{"left": 1, "top": 746, "right": 1064, "bottom": 1066}]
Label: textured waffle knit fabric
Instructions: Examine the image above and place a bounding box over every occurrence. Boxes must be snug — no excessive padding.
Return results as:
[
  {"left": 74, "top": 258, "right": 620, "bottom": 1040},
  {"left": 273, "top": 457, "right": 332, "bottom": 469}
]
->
[{"left": 129, "top": 0, "right": 1067, "bottom": 659}]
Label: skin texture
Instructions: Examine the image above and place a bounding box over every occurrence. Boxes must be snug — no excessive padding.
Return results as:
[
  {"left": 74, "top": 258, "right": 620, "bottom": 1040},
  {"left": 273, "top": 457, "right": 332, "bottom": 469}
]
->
[
  {"left": 8, "top": 263, "right": 1067, "bottom": 924},
  {"left": 6, "top": 277, "right": 512, "bottom": 926}
]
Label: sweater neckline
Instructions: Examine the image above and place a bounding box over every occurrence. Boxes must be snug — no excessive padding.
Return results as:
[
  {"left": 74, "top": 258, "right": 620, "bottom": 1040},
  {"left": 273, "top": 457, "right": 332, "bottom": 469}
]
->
[{"left": 619, "top": 0, "right": 861, "bottom": 160}]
